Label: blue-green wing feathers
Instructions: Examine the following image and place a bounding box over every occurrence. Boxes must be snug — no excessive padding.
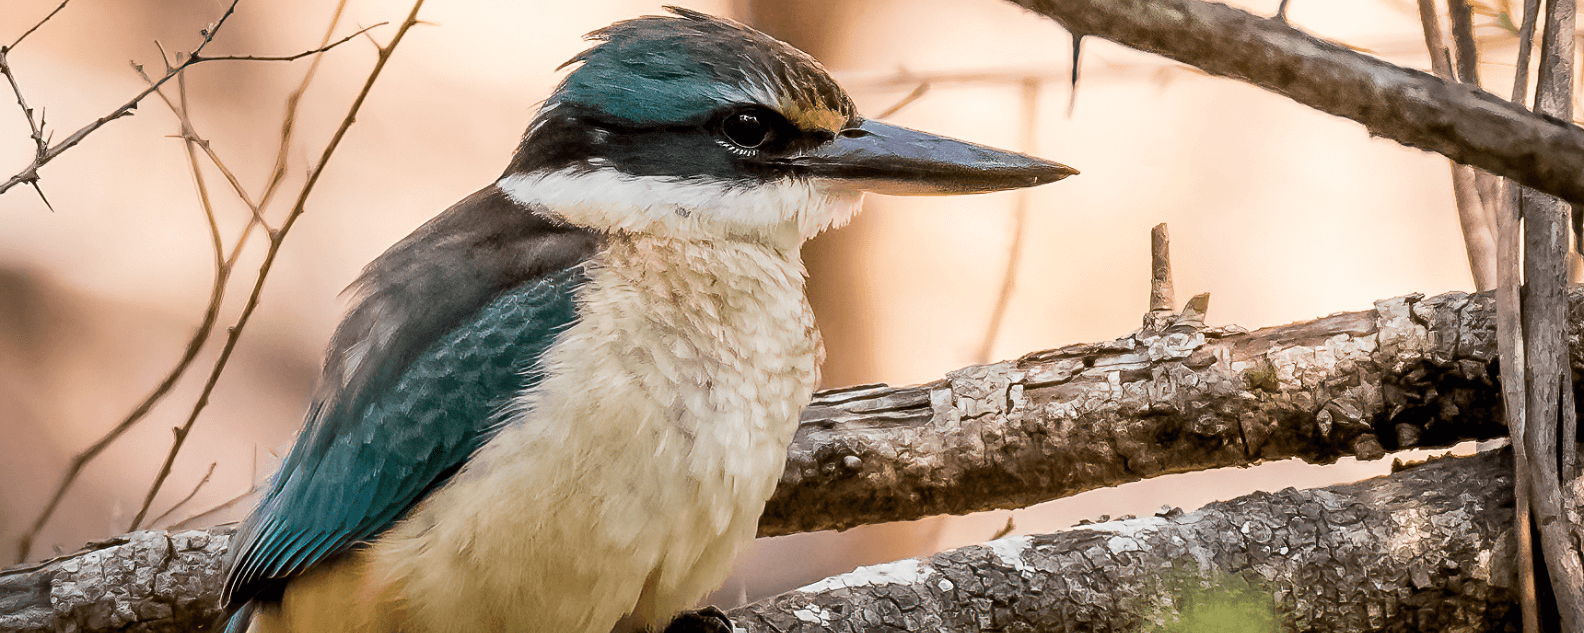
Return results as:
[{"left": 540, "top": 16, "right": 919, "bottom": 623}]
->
[{"left": 221, "top": 185, "right": 596, "bottom": 609}]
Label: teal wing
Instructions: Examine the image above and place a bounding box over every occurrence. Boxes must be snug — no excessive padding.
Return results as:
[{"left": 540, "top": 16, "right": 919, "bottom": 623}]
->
[{"left": 221, "top": 185, "right": 596, "bottom": 608}]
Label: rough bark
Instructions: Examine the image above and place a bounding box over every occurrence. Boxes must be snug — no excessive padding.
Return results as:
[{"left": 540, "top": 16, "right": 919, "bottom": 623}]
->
[
  {"left": 762, "top": 289, "right": 1526, "bottom": 536},
  {"left": 2, "top": 452, "right": 1533, "bottom": 633},
  {"left": 1001, "top": 0, "right": 1584, "bottom": 207},
  {"left": 734, "top": 449, "right": 1521, "bottom": 633},
  {"left": 0, "top": 528, "right": 233, "bottom": 632},
  {"left": 9, "top": 287, "right": 1584, "bottom": 631}
]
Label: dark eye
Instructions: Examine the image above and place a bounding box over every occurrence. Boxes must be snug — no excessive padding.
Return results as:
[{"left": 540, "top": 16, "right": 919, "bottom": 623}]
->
[{"left": 722, "top": 112, "right": 770, "bottom": 149}]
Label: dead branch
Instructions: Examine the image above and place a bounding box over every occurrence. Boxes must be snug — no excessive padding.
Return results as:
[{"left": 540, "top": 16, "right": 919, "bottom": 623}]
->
[
  {"left": 0, "top": 449, "right": 1532, "bottom": 632},
  {"left": 0, "top": 0, "right": 371, "bottom": 198},
  {"left": 760, "top": 287, "right": 1528, "bottom": 536},
  {"left": 1002, "top": 0, "right": 1584, "bottom": 207},
  {"left": 736, "top": 449, "right": 1522, "bottom": 632},
  {"left": 9, "top": 0, "right": 380, "bottom": 563},
  {"left": 124, "top": 0, "right": 430, "bottom": 532}
]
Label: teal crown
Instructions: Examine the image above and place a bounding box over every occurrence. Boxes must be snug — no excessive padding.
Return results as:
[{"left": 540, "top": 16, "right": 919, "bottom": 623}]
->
[{"left": 549, "top": 7, "right": 854, "bottom": 130}]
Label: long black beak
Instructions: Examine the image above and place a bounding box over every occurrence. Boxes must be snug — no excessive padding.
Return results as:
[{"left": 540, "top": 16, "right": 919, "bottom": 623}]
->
[{"left": 780, "top": 119, "right": 1077, "bottom": 195}]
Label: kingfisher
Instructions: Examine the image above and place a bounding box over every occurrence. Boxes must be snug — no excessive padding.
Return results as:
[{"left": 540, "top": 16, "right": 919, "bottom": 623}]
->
[{"left": 220, "top": 8, "right": 1074, "bottom": 633}]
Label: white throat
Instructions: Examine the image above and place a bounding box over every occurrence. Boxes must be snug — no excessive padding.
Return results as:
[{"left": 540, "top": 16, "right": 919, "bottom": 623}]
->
[{"left": 497, "top": 168, "right": 863, "bottom": 247}]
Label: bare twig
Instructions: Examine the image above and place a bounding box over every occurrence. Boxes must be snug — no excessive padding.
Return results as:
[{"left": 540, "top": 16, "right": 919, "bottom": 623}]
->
[
  {"left": 168, "top": 487, "right": 254, "bottom": 531},
  {"left": 1494, "top": 1, "right": 1543, "bottom": 629},
  {"left": 187, "top": 23, "right": 382, "bottom": 64},
  {"left": 6, "top": 0, "right": 72, "bottom": 50},
  {"left": 874, "top": 80, "right": 929, "bottom": 119},
  {"left": 1418, "top": 0, "right": 1499, "bottom": 290},
  {"left": 0, "top": 46, "right": 54, "bottom": 210},
  {"left": 0, "top": 0, "right": 243, "bottom": 197},
  {"left": 0, "top": 1, "right": 371, "bottom": 200},
  {"left": 126, "top": 0, "right": 429, "bottom": 531},
  {"left": 1417, "top": 0, "right": 1457, "bottom": 77},
  {"left": 260, "top": 0, "right": 351, "bottom": 213},
  {"left": 977, "top": 78, "right": 1039, "bottom": 363},
  {"left": 11, "top": 0, "right": 366, "bottom": 561},
  {"left": 146, "top": 461, "right": 216, "bottom": 529},
  {"left": 1003, "top": 0, "right": 1584, "bottom": 207},
  {"left": 1498, "top": 164, "right": 1539, "bottom": 633}
]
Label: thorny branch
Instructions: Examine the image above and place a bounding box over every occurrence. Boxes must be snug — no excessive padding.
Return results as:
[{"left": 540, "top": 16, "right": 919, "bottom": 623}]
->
[
  {"left": 0, "top": 0, "right": 371, "bottom": 199},
  {"left": 8, "top": 0, "right": 379, "bottom": 561},
  {"left": 125, "top": 0, "right": 430, "bottom": 532}
]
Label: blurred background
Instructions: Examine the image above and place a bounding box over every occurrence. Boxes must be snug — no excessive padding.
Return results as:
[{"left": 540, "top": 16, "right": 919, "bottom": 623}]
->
[{"left": 0, "top": 0, "right": 1513, "bottom": 606}]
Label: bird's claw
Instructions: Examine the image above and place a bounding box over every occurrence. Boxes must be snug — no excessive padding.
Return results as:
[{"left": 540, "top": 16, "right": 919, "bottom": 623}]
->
[{"left": 662, "top": 606, "right": 734, "bottom": 633}]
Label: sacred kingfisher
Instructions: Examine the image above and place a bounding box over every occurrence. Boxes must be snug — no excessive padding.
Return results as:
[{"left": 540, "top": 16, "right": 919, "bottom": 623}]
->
[{"left": 220, "top": 8, "right": 1074, "bottom": 633}]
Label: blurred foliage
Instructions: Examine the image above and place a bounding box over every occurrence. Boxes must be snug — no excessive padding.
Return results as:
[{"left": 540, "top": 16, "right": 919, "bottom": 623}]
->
[{"left": 1139, "top": 565, "right": 1284, "bottom": 633}]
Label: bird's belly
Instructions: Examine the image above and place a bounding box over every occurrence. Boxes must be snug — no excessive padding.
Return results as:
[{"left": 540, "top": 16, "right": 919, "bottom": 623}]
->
[
  {"left": 368, "top": 237, "right": 820, "bottom": 633},
  {"left": 372, "top": 371, "right": 807, "bottom": 633}
]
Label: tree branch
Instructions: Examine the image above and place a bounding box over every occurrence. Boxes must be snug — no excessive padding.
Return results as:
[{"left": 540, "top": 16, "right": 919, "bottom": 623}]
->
[
  {"left": 4, "top": 280, "right": 1580, "bottom": 629},
  {"left": 1003, "top": 0, "right": 1584, "bottom": 207},
  {"left": 762, "top": 288, "right": 1525, "bottom": 536},
  {"left": 736, "top": 449, "right": 1524, "bottom": 632},
  {"left": 0, "top": 450, "right": 1536, "bottom": 632}
]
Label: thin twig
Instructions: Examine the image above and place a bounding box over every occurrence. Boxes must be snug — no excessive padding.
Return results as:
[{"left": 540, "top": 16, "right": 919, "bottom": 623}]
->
[
  {"left": 1512, "top": 0, "right": 1543, "bottom": 104},
  {"left": 0, "top": 46, "right": 53, "bottom": 210},
  {"left": 7, "top": 0, "right": 72, "bottom": 50},
  {"left": 1498, "top": 0, "right": 1543, "bottom": 628},
  {"left": 1418, "top": 0, "right": 1498, "bottom": 290},
  {"left": 0, "top": 0, "right": 242, "bottom": 197},
  {"left": 11, "top": 0, "right": 363, "bottom": 561},
  {"left": 874, "top": 81, "right": 929, "bottom": 119},
  {"left": 146, "top": 461, "right": 217, "bottom": 529},
  {"left": 127, "top": 0, "right": 429, "bottom": 531},
  {"left": 260, "top": 0, "right": 352, "bottom": 213},
  {"left": 0, "top": 0, "right": 370, "bottom": 199},
  {"left": 139, "top": 65, "right": 262, "bottom": 217},
  {"left": 1417, "top": 0, "right": 1456, "bottom": 77},
  {"left": 168, "top": 487, "right": 255, "bottom": 531},
  {"left": 977, "top": 78, "right": 1040, "bottom": 363},
  {"left": 188, "top": 23, "right": 382, "bottom": 64}
]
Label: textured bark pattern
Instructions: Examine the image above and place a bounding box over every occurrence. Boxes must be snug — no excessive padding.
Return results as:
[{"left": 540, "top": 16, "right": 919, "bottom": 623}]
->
[
  {"left": 0, "top": 527, "right": 233, "bottom": 633},
  {"left": 6, "top": 289, "right": 1574, "bottom": 631},
  {"left": 762, "top": 290, "right": 1518, "bottom": 536},
  {"left": 736, "top": 450, "right": 1520, "bottom": 632},
  {"left": 1003, "top": 0, "right": 1584, "bottom": 207}
]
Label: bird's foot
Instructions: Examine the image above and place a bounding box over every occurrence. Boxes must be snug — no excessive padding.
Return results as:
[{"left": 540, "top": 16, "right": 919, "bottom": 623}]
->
[{"left": 662, "top": 606, "right": 734, "bottom": 633}]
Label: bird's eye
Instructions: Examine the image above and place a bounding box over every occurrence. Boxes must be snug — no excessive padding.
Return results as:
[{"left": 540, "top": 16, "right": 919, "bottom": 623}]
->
[{"left": 722, "top": 112, "right": 770, "bottom": 149}]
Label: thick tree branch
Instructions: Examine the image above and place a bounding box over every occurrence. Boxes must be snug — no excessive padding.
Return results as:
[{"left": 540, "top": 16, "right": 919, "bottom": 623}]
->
[
  {"left": 1003, "top": 0, "right": 1584, "bottom": 207},
  {"left": 762, "top": 288, "right": 1526, "bottom": 536},
  {"left": 0, "top": 451, "right": 1535, "bottom": 632},
  {"left": 5, "top": 284, "right": 1582, "bottom": 630},
  {"left": 735, "top": 449, "right": 1523, "bottom": 632}
]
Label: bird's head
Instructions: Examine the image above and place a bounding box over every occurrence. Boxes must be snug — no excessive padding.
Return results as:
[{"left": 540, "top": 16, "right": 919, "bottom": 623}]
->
[{"left": 498, "top": 7, "right": 1076, "bottom": 246}]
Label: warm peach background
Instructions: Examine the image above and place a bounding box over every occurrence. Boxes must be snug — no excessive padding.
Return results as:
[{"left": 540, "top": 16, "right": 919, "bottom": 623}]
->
[{"left": 0, "top": 0, "right": 1496, "bottom": 605}]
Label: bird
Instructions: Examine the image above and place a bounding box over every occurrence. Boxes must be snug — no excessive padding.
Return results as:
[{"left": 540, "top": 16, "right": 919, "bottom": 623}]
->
[{"left": 219, "top": 7, "right": 1075, "bottom": 633}]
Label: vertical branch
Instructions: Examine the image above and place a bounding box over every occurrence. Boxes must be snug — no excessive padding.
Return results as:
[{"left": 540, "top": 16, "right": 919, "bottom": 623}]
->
[
  {"left": 1497, "top": 175, "right": 1538, "bottom": 633},
  {"left": 978, "top": 78, "right": 1040, "bottom": 362},
  {"left": 1149, "top": 223, "right": 1173, "bottom": 312},
  {"left": 1144, "top": 223, "right": 1176, "bottom": 331},
  {"left": 1418, "top": 0, "right": 1498, "bottom": 290},
  {"left": 1447, "top": 0, "right": 1480, "bottom": 84},
  {"left": 1521, "top": 0, "right": 1584, "bottom": 626},
  {"left": 1496, "top": 0, "right": 1545, "bottom": 628}
]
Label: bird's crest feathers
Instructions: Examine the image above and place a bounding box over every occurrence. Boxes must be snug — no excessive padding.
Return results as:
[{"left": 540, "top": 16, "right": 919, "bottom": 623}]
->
[{"left": 548, "top": 7, "right": 853, "bottom": 131}]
